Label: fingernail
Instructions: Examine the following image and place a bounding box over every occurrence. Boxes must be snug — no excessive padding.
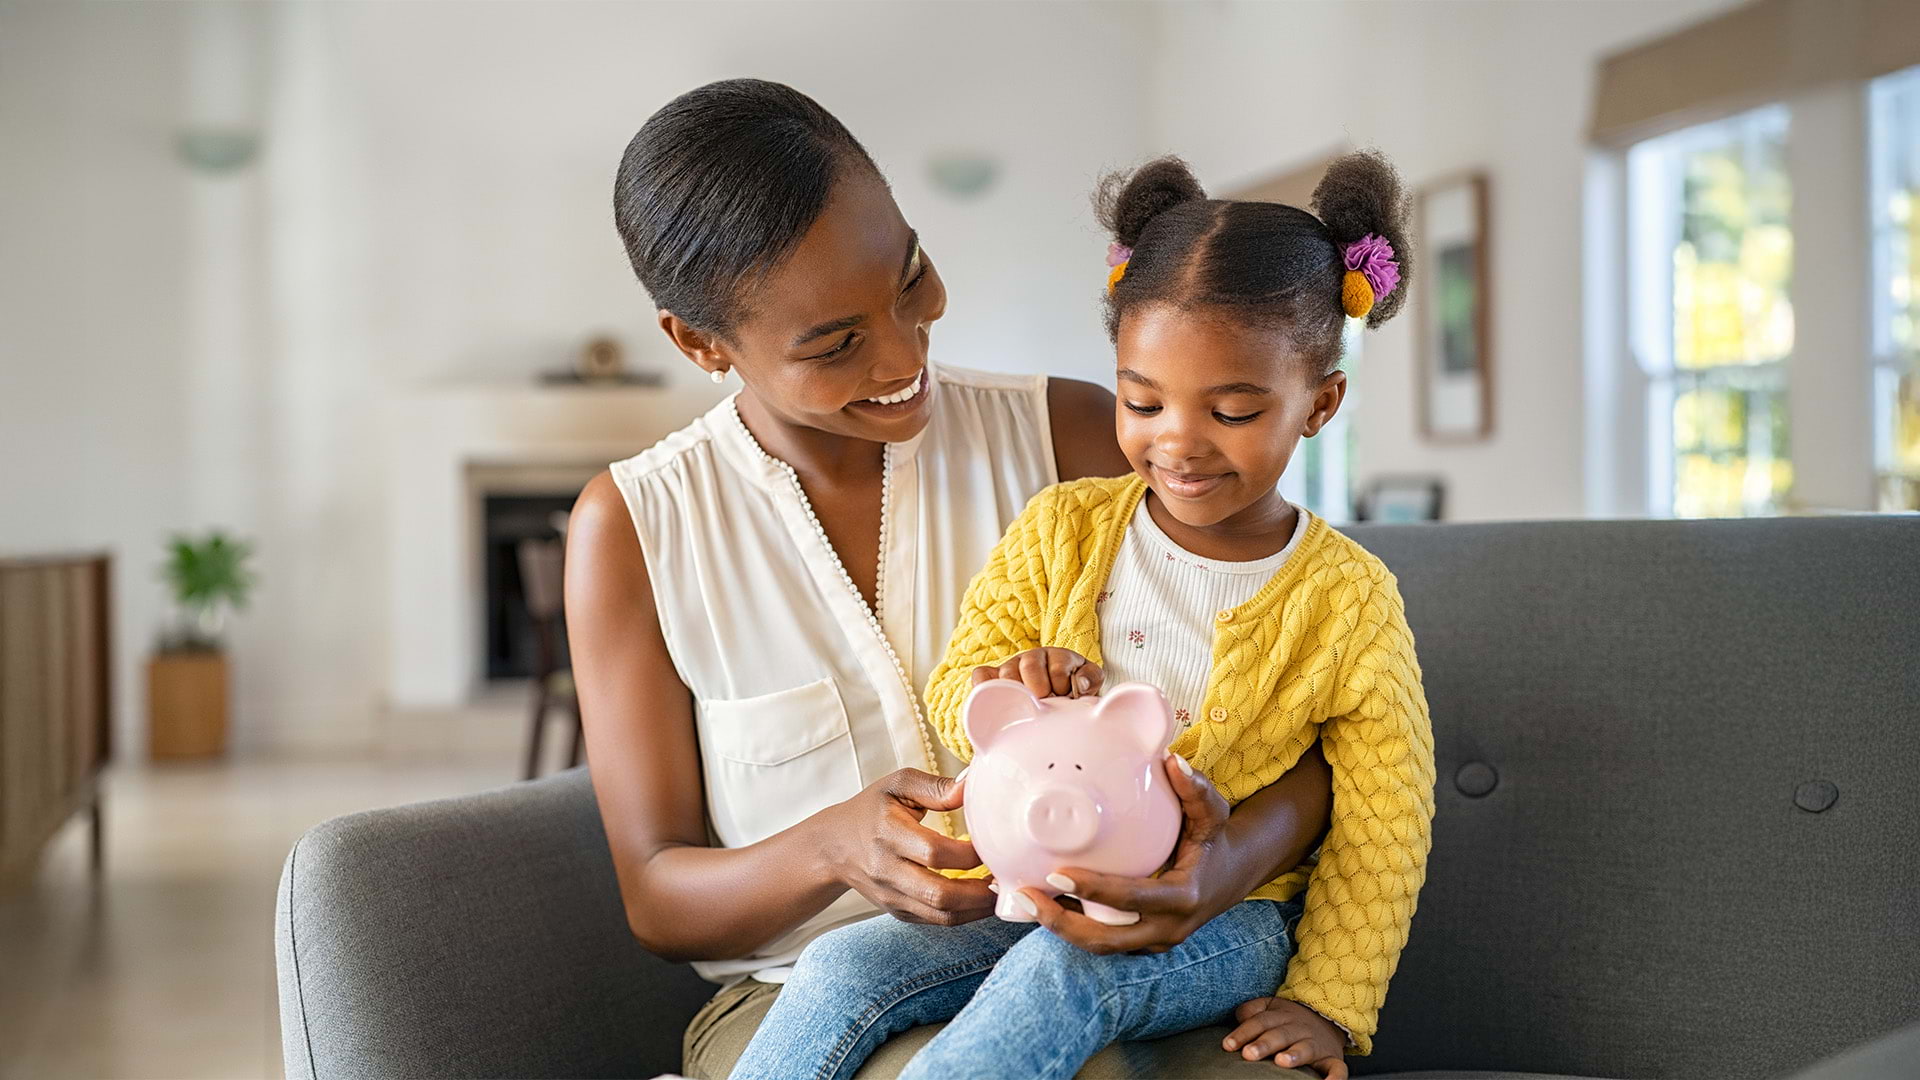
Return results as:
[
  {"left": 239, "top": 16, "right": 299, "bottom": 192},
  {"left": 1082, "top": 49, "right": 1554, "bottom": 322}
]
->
[
  {"left": 1222, "top": 1039, "right": 1237, "bottom": 1051},
  {"left": 1076, "top": 675, "right": 1089, "bottom": 693},
  {"left": 1172, "top": 752, "right": 1194, "bottom": 776},
  {"left": 1011, "top": 891, "right": 1038, "bottom": 917},
  {"left": 988, "top": 882, "right": 999, "bottom": 893},
  {"left": 1045, "top": 873, "right": 1076, "bottom": 892}
]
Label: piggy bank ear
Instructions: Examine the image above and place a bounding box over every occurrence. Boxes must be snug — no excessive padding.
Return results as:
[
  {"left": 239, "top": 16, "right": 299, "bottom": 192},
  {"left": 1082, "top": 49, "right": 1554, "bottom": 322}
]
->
[
  {"left": 964, "top": 679, "right": 1041, "bottom": 750},
  {"left": 1094, "top": 683, "right": 1176, "bottom": 755}
]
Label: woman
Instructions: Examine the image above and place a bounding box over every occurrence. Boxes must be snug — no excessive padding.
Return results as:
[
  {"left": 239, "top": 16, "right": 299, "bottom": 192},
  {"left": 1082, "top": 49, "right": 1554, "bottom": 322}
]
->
[{"left": 566, "top": 79, "right": 1334, "bottom": 1079}]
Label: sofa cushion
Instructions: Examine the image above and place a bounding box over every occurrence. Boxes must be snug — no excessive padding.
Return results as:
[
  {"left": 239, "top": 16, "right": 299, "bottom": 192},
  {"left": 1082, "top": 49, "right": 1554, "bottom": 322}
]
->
[{"left": 1340, "top": 517, "right": 1920, "bottom": 1078}]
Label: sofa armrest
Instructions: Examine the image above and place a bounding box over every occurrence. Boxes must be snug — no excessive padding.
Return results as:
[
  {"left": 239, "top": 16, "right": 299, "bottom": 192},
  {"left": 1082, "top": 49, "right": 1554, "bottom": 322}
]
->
[
  {"left": 1782, "top": 1019, "right": 1920, "bottom": 1080},
  {"left": 275, "top": 767, "right": 714, "bottom": 1079}
]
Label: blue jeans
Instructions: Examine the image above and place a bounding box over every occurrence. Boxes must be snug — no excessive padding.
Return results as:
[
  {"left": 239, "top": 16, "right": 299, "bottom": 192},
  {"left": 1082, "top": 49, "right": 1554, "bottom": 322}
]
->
[{"left": 728, "top": 898, "right": 1303, "bottom": 1080}]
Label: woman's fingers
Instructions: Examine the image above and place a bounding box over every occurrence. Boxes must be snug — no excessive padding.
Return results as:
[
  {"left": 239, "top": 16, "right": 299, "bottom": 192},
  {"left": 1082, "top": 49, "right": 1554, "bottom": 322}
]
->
[
  {"left": 1164, "top": 752, "right": 1227, "bottom": 824},
  {"left": 1022, "top": 888, "right": 1169, "bottom": 954},
  {"left": 970, "top": 665, "right": 999, "bottom": 686},
  {"left": 878, "top": 863, "right": 996, "bottom": 924},
  {"left": 885, "top": 768, "right": 966, "bottom": 813},
  {"left": 1045, "top": 866, "right": 1191, "bottom": 915}
]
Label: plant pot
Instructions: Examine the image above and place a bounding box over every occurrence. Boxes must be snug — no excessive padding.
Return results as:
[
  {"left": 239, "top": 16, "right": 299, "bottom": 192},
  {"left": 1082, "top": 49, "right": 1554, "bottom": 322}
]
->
[{"left": 148, "top": 651, "right": 228, "bottom": 759}]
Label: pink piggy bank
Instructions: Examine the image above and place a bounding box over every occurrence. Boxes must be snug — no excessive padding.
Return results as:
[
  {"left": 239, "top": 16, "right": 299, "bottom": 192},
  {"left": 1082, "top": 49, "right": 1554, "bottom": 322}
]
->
[{"left": 962, "top": 679, "right": 1182, "bottom": 925}]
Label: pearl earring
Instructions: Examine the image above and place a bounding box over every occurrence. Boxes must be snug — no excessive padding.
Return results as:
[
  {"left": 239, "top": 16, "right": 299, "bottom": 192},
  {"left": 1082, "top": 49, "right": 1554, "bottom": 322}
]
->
[{"left": 710, "top": 368, "right": 727, "bottom": 384}]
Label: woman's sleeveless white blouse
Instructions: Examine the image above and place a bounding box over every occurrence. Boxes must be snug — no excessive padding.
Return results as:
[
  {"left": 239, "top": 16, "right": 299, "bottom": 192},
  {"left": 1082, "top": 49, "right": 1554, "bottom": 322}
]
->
[{"left": 609, "top": 364, "right": 1057, "bottom": 983}]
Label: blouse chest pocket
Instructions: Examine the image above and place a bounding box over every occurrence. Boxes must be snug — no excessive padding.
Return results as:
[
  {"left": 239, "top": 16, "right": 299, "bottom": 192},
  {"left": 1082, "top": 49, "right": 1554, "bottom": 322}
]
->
[{"left": 696, "top": 677, "right": 861, "bottom": 848}]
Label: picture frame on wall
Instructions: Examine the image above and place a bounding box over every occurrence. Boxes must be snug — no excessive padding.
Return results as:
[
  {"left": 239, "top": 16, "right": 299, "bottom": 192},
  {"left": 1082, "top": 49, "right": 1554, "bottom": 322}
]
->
[{"left": 1417, "top": 173, "right": 1492, "bottom": 442}]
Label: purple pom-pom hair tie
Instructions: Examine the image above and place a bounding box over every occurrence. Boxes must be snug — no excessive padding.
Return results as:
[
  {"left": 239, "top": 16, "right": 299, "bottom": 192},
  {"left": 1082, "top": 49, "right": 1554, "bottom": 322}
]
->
[
  {"left": 1342, "top": 234, "right": 1400, "bottom": 300},
  {"left": 1106, "top": 242, "right": 1133, "bottom": 268}
]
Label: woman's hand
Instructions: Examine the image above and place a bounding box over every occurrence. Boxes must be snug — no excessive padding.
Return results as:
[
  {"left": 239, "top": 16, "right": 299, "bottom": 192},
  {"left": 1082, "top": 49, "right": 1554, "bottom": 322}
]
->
[
  {"left": 1222, "top": 997, "right": 1348, "bottom": 1078},
  {"left": 971, "top": 648, "right": 1103, "bottom": 699},
  {"left": 817, "top": 768, "right": 997, "bottom": 926},
  {"left": 1014, "top": 752, "right": 1236, "bottom": 954}
]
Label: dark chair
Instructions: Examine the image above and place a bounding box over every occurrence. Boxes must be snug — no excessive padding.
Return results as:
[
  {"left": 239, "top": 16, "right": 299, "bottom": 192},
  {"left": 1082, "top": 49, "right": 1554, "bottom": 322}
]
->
[{"left": 517, "top": 536, "right": 580, "bottom": 780}]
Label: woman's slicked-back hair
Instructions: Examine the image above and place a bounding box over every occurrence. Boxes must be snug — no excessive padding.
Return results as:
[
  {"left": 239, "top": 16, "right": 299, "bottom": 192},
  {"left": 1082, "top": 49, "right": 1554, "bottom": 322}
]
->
[
  {"left": 1095, "top": 150, "right": 1411, "bottom": 377},
  {"left": 614, "top": 78, "right": 881, "bottom": 338}
]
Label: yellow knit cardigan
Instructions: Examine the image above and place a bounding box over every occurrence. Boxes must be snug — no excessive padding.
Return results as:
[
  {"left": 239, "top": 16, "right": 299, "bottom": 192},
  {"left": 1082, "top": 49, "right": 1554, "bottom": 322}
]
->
[{"left": 924, "top": 474, "right": 1435, "bottom": 1054}]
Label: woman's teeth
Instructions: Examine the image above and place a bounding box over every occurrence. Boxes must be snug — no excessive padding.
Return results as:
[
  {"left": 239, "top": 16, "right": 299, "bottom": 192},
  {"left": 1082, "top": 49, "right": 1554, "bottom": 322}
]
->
[{"left": 864, "top": 375, "right": 923, "bottom": 405}]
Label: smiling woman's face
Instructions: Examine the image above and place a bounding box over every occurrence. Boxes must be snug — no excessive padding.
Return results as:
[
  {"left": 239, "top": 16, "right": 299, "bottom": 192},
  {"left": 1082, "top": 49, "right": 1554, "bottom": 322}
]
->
[
  {"left": 697, "top": 168, "right": 949, "bottom": 445},
  {"left": 1114, "top": 304, "right": 1345, "bottom": 530}
]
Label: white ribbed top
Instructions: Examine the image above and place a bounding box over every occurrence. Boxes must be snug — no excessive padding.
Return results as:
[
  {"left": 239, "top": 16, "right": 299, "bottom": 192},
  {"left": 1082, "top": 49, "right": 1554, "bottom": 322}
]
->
[{"left": 1097, "top": 496, "right": 1311, "bottom": 731}]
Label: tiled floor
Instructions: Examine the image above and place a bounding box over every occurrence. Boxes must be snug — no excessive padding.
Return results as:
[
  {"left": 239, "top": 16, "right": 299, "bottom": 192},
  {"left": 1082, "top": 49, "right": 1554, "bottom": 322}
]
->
[{"left": 0, "top": 700, "right": 554, "bottom": 1080}]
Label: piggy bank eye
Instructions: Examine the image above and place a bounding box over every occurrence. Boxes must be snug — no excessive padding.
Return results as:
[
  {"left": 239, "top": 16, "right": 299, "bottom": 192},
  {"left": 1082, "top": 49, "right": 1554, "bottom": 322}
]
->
[
  {"left": 1074, "top": 764, "right": 1083, "bottom": 770},
  {"left": 1047, "top": 763, "right": 1055, "bottom": 769}
]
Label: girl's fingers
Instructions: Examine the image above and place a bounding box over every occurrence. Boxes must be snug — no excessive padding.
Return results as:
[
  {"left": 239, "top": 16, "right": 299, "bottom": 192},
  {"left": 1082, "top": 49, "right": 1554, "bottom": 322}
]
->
[
  {"left": 970, "top": 665, "right": 999, "bottom": 686},
  {"left": 1079, "top": 661, "right": 1105, "bottom": 695},
  {"left": 1221, "top": 1014, "right": 1278, "bottom": 1051},
  {"left": 1311, "top": 1057, "right": 1348, "bottom": 1079},
  {"left": 1233, "top": 997, "right": 1275, "bottom": 1023},
  {"left": 1046, "top": 650, "right": 1079, "bottom": 696},
  {"left": 1273, "top": 1037, "right": 1331, "bottom": 1069},
  {"left": 1016, "top": 651, "right": 1055, "bottom": 697},
  {"left": 1247, "top": 1026, "right": 1313, "bottom": 1061}
]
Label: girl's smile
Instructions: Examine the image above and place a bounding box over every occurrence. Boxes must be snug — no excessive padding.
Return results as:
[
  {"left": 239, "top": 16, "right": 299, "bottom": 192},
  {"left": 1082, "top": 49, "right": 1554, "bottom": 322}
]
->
[{"left": 1114, "top": 305, "right": 1345, "bottom": 559}]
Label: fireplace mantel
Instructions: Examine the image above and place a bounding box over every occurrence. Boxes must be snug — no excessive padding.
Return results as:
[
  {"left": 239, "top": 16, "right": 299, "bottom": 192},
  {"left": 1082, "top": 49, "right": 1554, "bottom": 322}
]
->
[{"left": 385, "top": 379, "right": 723, "bottom": 708}]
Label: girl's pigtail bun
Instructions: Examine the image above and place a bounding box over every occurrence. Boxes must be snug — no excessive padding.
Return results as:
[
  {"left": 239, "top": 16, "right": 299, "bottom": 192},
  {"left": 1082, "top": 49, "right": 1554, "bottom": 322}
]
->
[
  {"left": 1311, "top": 149, "right": 1412, "bottom": 329},
  {"left": 1095, "top": 156, "right": 1207, "bottom": 249}
]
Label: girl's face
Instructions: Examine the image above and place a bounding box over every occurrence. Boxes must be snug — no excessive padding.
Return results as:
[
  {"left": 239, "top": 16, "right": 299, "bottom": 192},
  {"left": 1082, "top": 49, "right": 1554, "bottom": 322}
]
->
[
  {"left": 663, "top": 168, "right": 949, "bottom": 445},
  {"left": 1114, "top": 305, "right": 1346, "bottom": 530}
]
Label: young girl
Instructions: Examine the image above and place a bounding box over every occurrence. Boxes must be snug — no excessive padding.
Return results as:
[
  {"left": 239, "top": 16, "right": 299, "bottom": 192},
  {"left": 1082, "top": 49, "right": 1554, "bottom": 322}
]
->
[{"left": 729, "top": 151, "right": 1434, "bottom": 1080}]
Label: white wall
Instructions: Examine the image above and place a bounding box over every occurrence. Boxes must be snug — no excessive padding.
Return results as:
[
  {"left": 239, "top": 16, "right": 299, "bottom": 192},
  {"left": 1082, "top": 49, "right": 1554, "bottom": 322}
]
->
[
  {"left": 1146, "top": 0, "right": 1745, "bottom": 522},
  {"left": 3, "top": 1, "right": 1161, "bottom": 750},
  {"left": 0, "top": 3, "right": 198, "bottom": 754},
  {"left": 16, "top": 0, "right": 1834, "bottom": 752}
]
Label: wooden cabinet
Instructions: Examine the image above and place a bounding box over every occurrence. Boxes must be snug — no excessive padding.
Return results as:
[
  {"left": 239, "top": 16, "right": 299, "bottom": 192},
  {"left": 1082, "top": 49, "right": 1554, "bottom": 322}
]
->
[{"left": 0, "top": 553, "right": 111, "bottom": 882}]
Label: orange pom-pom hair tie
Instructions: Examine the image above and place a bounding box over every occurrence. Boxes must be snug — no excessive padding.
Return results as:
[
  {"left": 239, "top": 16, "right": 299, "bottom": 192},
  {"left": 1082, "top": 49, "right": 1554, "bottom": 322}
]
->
[
  {"left": 1341, "top": 271, "right": 1375, "bottom": 319},
  {"left": 1105, "top": 242, "right": 1132, "bottom": 293}
]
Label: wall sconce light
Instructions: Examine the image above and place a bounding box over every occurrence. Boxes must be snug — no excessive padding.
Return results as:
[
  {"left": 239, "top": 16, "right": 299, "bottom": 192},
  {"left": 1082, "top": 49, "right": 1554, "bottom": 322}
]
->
[
  {"left": 927, "top": 153, "right": 999, "bottom": 201},
  {"left": 175, "top": 127, "right": 262, "bottom": 175}
]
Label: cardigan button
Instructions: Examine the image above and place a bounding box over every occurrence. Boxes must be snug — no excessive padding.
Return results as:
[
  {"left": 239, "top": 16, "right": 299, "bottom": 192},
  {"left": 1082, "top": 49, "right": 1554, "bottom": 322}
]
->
[
  {"left": 1215, "top": 609, "right": 1233, "bottom": 623},
  {"left": 1209, "top": 706, "right": 1228, "bottom": 723}
]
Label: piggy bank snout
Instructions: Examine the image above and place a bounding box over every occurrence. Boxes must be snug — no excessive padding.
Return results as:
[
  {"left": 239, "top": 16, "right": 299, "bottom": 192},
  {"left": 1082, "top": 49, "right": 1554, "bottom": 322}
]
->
[{"left": 1024, "top": 788, "right": 1100, "bottom": 854}]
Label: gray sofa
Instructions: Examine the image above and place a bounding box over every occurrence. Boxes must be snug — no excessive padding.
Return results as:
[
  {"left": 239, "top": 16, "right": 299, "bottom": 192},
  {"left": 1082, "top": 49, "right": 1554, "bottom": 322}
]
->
[{"left": 277, "top": 517, "right": 1920, "bottom": 1079}]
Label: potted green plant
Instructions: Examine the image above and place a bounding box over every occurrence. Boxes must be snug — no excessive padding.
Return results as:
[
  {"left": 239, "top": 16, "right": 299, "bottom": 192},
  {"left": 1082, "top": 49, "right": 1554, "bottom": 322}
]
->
[{"left": 148, "top": 531, "right": 254, "bottom": 759}]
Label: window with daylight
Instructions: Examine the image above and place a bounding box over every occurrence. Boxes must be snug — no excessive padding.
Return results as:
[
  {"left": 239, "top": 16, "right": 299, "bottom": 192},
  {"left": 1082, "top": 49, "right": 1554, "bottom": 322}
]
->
[
  {"left": 1871, "top": 64, "right": 1920, "bottom": 511},
  {"left": 1628, "top": 105, "right": 1794, "bottom": 518},
  {"left": 1284, "top": 319, "right": 1362, "bottom": 523}
]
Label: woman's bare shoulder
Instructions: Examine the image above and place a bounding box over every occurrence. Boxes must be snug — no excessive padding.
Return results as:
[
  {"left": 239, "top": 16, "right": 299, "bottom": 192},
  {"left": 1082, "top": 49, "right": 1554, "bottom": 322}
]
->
[{"left": 1046, "top": 377, "right": 1130, "bottom": 481}]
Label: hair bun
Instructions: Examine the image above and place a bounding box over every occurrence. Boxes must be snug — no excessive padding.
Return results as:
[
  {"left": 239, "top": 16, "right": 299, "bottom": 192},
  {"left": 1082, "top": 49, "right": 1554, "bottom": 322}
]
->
[
  {"left": 1095, "top": 156, "right": 1207, "bottom": 249},
  {"left": 1311, "top": 149, "right": 1412, "bottom": 328}
]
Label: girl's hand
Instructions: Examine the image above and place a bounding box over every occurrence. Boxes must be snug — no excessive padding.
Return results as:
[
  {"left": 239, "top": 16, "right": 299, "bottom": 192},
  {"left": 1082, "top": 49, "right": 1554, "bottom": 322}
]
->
[
  {"left": 818, "top": 768, "right": 996, "bottom": 926},
  {"left": 1014, "top": 751, "right": 1234, "bottom": 954},
  {"left": 1222, "top": 997, "right": 1348, "bottom": 1078},
  {"left": 971, "top": 648, "right": 1103, "bottom": 699}
]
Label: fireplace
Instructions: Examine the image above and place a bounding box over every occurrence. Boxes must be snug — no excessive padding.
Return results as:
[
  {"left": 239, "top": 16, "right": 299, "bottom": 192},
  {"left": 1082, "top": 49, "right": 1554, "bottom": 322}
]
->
[
  {"left": 480, "top": 493, "right": 574, "bottom": 680},
  {"left": 383, "top": 379, "right": 725, "bottom": 709}
]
